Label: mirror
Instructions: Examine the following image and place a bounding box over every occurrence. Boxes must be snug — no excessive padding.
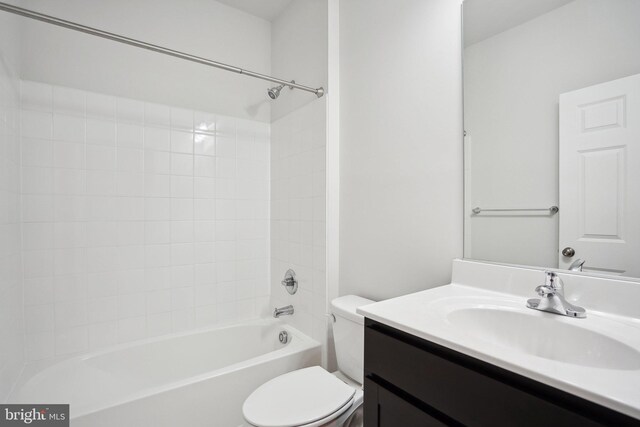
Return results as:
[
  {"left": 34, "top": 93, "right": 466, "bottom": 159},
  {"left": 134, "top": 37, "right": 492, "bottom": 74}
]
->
[{"left": 462, "top": 0, "right": 640, "bottom": 278}]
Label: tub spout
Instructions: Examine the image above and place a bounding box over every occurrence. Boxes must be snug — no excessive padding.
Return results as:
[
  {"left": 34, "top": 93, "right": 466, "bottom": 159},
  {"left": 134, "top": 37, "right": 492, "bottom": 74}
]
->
[{"left": 273, "top": 305, "right": 294, "bottom": 318}]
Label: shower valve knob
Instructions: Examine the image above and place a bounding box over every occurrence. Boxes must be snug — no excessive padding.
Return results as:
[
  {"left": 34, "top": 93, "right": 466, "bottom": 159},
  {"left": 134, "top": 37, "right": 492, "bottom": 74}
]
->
[{"left": 281, "top": 269, "right": 298, "bottom": 295}]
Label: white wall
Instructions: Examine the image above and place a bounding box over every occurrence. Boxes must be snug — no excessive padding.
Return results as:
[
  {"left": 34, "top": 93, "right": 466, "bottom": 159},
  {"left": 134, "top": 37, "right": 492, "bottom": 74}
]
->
[
  {"left": 0, "top": 6, "right": 24, "bottom": 402},
  {"left": 270, "top": 0, "right": 328, "bottom": 122},
  {"left": 19, "top": 81, "right": 271, "bottom": 362},
  {"left": 464, "top": 0, "right": 640, "bottom": 268},
  {"left": 339, "top": 0, "right": 464, "bottom": 301},
  {"left": 19, "top": 0, "right": 272, "bottom": 122}
]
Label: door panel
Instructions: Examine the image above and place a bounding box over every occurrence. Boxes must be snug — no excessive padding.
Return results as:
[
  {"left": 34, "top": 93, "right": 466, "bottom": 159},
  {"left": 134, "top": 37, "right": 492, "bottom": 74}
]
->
[{"left": 559, "top": 73, "right": 640, "bottom": 276}]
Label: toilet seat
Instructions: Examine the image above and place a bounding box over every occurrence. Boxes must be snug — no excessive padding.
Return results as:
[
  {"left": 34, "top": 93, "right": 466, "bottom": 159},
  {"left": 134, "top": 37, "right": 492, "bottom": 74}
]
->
[{"left": 243, "top": 366, "right": 357, "bottom": 427}]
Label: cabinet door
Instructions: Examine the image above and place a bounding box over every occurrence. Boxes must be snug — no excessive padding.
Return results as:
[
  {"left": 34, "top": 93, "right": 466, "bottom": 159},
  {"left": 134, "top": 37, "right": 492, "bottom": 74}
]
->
[
  {"left": 365, "top": 323, "right": 626, "bottom": 427},
  {"left": 364, "top": 378, "right": 448, "bottom": 427}
]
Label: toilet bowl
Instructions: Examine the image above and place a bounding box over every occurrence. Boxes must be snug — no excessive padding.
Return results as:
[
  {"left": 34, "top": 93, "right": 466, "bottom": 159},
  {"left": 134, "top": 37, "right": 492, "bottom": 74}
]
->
[{"left": 242, "top": 295, "right": 374, "bottom": 427}]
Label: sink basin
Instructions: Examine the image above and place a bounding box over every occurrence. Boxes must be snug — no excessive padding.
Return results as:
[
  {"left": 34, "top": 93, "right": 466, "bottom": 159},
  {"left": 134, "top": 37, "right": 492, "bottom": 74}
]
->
[{"left": 446, "top": 307, "right": 640, "bottom": 370}]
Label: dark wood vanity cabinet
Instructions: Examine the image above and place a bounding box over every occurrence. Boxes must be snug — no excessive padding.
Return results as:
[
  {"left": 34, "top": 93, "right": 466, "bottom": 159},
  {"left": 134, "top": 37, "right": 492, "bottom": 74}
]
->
[{"left": 363, "top": 319, "right": 640, "bottom": 427}]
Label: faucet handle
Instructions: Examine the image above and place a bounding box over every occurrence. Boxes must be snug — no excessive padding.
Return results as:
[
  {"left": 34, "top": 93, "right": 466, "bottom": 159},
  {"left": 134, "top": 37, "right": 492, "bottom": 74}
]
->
[
  {"left": 544, "top": 270, "right": 558, "bottom": 287},
  {"left": 543, "top": 270, "right": 565, "bottom": 297},
  {"left": 535, "top": 285, "right": 554, "bottom": 297},
  {"left": 281, "top": 269, "right": 298, "bottom": 295}
]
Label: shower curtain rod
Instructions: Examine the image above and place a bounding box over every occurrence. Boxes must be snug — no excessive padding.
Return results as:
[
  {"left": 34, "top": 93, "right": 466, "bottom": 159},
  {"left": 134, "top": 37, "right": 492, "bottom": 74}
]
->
[{"left": 0, "top": 1, "right": 325, "bottom": 98}]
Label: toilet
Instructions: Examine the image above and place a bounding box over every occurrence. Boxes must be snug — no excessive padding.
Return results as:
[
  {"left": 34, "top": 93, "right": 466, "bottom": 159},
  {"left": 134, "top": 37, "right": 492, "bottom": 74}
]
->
[{"left": 242, "top": 295, "right": 374, "bottom": 427}]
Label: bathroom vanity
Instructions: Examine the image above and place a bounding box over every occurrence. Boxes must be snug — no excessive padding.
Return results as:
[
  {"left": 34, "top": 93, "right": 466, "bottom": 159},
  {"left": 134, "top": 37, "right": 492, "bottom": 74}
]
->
[
  {"left": 363, "top": 320, "right": 637, "bottom": 426},
  {"left": 358, "top": 260, "right": 640, "bottom": 426}
]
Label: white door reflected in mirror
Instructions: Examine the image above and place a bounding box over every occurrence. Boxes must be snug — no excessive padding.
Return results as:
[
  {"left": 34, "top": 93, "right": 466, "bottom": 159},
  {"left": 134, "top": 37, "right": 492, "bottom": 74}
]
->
[{"left": 559, "top": 73, "right": 640, "bottom": 277}]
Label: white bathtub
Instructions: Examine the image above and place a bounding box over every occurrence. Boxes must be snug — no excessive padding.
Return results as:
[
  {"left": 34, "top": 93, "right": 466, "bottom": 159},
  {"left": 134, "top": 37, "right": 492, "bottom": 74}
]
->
[{"left": 11, "top": 319, "right": 321, "bottom": 427}]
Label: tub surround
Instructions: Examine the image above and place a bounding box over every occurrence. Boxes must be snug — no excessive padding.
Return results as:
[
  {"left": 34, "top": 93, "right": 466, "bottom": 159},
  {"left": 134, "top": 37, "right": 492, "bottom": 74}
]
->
[
  {"left": 19, "top": 81, "right": 271, "bottom": 362},
  {"left": 269, "top": 98, "right": 328, "bottom": 359},
  {"left": 358, "top": 259, "right": 640, "bottom": 421}
]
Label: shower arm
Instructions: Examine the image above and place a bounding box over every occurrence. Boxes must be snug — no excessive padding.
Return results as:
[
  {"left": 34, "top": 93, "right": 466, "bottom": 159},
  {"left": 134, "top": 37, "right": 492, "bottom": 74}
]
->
[{"left": 0, "top": 1, "right": 325, "bottom": 98}]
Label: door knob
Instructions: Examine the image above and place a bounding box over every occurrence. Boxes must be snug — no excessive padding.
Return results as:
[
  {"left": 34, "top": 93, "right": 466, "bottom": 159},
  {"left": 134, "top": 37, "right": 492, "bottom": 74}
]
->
[{"left": 562, "top": 247, "right": 575, "bottom": 257}]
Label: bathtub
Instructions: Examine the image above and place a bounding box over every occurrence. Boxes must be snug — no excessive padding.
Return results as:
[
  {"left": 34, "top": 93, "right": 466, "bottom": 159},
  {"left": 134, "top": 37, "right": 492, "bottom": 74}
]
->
[{"left": 10, "top": 319, "right": 321, "bottom": 427}]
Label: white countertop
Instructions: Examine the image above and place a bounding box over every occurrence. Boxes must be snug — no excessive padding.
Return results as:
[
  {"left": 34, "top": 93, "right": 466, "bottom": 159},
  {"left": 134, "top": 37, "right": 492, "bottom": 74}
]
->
[{"left": 357, "top": 260, "right": 640, "bottom": 420}]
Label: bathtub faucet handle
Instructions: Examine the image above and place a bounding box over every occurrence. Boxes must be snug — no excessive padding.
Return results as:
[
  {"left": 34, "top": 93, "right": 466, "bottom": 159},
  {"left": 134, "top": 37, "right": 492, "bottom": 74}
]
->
[{"left": 281, "top": 269, "right": 298, "bottom": 295}]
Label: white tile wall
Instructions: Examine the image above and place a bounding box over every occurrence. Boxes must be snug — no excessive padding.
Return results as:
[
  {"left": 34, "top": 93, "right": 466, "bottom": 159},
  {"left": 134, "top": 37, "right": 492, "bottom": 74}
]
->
[
  {"left": 0, "top": 47, "right": 23, "bottom": 400},
  {"left": 270, "top": 98, "right": 327, "bottom": 348},
  {"left": 20, "top": 81, "right": 271, "bottom": 361}
]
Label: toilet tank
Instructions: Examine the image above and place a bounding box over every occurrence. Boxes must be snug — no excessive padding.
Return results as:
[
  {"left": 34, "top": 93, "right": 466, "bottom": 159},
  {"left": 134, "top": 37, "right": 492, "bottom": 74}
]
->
[{"left": 331, "top": 295, "right": 374, "bottom": 385}]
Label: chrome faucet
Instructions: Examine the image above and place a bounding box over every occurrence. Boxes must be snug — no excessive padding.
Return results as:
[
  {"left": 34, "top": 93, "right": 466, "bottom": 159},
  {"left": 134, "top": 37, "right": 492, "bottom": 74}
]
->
[
  {"left": 526, "top": 271, "right": 586, "bottom": 318},
  {"left": 273, "top": 305, "right": 294, "bottom": 318},
  {"left": 569, "top": 258, "right": 585, "bottom": 272}
]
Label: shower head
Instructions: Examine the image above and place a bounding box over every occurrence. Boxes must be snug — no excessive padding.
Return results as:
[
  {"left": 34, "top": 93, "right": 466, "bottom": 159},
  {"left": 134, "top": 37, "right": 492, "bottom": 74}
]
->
[
  {"left": 267, "top": 84, "right": 285, "bottom": 100},
  {"left": 267, "top": 80, "right": 295, "bottom": 100}
]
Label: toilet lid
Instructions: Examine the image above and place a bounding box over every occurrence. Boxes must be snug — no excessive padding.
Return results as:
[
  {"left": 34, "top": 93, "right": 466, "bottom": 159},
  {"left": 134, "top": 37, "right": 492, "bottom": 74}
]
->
[{"left": 243, "top": 366, "right": 356, "bottom": 427}]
